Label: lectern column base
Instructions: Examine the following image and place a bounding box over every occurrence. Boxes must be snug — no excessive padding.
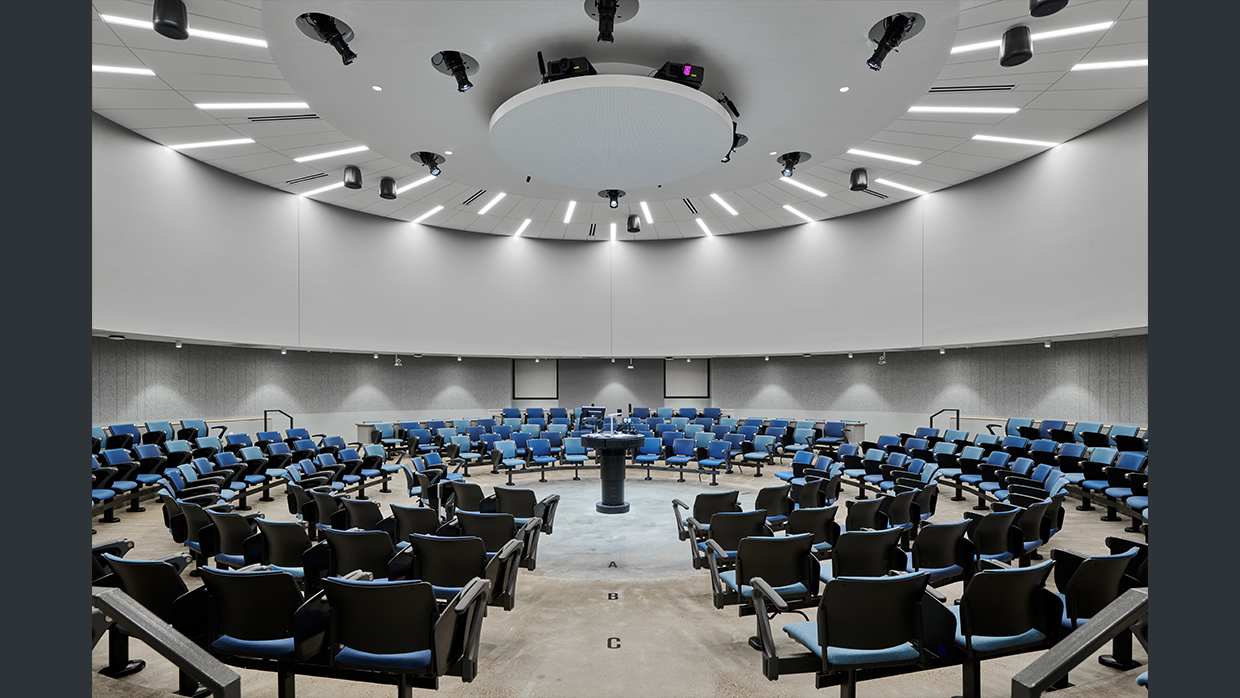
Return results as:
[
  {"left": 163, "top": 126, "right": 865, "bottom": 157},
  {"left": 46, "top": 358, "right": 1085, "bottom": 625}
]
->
[{"left": 596, "top": 502, "right": 631, "bottom": 514}]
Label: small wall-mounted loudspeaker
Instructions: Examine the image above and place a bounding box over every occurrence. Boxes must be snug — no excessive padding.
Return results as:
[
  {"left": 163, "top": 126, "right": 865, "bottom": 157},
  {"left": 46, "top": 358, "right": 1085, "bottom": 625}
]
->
[
  {"left": 850, "top": 168, "right": 868, "bottom": 192},
  {"left": 379, "top": 177, "right": 397, "bottom": 199},
  {"left": 1001, "top": 26, "right": 1033, "bottom": 67},
  {"left": 153, "top": 0, "right": 189, "bottom": 40},
  {"left": 627, "top": 215, "right": 641, "bottom": 233},
  {"left": 344, "top": 165, "right": 363, "bottom": 189}
]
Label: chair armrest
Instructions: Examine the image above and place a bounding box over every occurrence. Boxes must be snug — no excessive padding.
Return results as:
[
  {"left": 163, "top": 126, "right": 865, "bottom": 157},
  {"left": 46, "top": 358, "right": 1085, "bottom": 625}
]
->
[
  {"left": 1104, "top": 466, "right": 1135, "bottom": 488},
  {"left": 748, "top": 577, "right": 788, "bottom": 612},
  {"left": 688, "top": 517, "right": 707, "bottom": 537},
  {"left": 924, "top": 586, "right": 948, "bottom": 604},
  {"left": 672, "top": 499, "right": 689, "bottom": 510},
  {"left": 706, "top": 539, "right": 728, "bottom": 559},
  {"left": 978, "top": 558, "right": 1011, "bottom": 571},
  {"left": 879, "top": 464, "right": 909, "bottom": 478}
]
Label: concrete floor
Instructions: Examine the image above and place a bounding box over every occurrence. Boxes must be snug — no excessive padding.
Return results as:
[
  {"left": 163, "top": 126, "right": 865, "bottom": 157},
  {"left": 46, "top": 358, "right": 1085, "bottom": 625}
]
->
[{"left": 92, "top": 464, "right": 1148, "bottom": 697}]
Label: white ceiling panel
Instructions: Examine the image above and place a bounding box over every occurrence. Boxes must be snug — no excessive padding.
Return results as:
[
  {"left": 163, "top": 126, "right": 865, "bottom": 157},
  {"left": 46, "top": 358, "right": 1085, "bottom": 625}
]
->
[
  {"left": 157, "top": 72, "right": 298, "bottom": 94},
  {"left": 870, "top": 129, "right": 971, "bottom": 152},
  {"left": 92, "top": 18, "right": 126, "bottom": 47},
  {"left": 923, "top": 150, "right": 1016, "bottom": 173},
  {"left": 92, "top": 87, "right": 194, "bottom": 110},
  {"left": 202, "top": 151, "right": 297, "bottom": 173},
  {"left": 1024, "top": 88, "right": 1148, "bottom": 111},
  {"left": 249, "top": 163, "right": 330, "bottom": 186},
  {"left": 226, "top": 118, "right": 339, "bottom": 139},
  {"left": 129, "top": 50, "right": 283, "bottom": 79},
  {"left": 94, "top": 108, "right": 220, "bottom": 130}
]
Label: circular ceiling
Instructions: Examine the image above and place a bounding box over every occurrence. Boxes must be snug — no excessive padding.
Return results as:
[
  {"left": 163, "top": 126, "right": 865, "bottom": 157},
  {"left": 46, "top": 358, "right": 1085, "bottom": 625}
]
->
[{"left": 489, "top": 75, "right": 735, "bottom": 190}]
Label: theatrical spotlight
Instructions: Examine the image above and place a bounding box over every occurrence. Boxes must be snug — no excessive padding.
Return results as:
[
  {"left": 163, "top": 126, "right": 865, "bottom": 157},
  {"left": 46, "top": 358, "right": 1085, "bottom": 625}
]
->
[
  {"left": 850, "top": 168, "right": 868, "bottom": 191},
  {"left": 596, "top": 0, "right": 617, "bottom": 42},
  {"left": 599, "top": 189, "right": 626, "bottom": 208},
  {"left": 152, "top": 0, "right": 189, "bottom": 40},
  {"left": 717, "top": 92, "right": 740, "bottom": 118},
  {"left": 721, "top": 123, "right": 748, "bottom": 163},
  {"left": 866, "top": 13, "right": 920, "bottom": 71},
  {"left": 412, "top": 151, "right": 445, "bottom": 176},
  {"left": 436, "top": 50, "right": 474, "bottom": 92},
  {"left": 296, "top": 13, "right": 357, "bottom": 66},
  {"left": 777, "top": 151, "right": 809, "bottom": 178},
  {"left": 627, "top": 214, "right": 641, "bottom": 233}
]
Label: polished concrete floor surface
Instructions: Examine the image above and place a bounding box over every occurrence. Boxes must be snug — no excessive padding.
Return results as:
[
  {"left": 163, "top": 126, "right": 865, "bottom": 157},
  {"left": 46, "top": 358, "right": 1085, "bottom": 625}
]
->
[{"left": 92, "top": 464, "right": 1148, "bottom": 697}]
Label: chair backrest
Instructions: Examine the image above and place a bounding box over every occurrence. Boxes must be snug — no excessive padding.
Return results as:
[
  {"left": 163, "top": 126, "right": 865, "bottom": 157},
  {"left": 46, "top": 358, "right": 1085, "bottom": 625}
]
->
[
  {"left": 974, "top": 433, "right": 1000, "bottom": 447},
  {"left": 692, "top": 431, "right": 715, "bottom": 450},
  {"left": 661, "top": 431, "right": 684, "bottom": 451},
  {"left": 703, "top": 439, "right": 729, "bottom": 460},
  {"left": 683, "top": 424, "right": 704, "bottom": 439},
  {"left": 932, "top": 442, "right": 957, "bottom": 456},
  {"left": 1108, "top": 425, "right": 1139, "bottom": 443},
  {"left": 200, "top": 567, "right": 304, "bottom": 645},
  {"left": 409, "top": 534, "right": 487, "bottom": 589},
  {"left": 427, "top": 421, "right": 446, "bottom": 431},
  {"left": 1038, "top": 420, "right": 1066, "bottom": 439},
  {"left": 565, "top": 437, "right": 586, "bottom": 456},
  {"left": 822, "top": 421, "right": 845, "bottom": 438},
  {"left": 321, "top": 527, "right": 397, "bottom": 578},
  {"left": 1006, "top": 418, "right": 1034, "bottom": 436},
  {"left": 844, "top": 498, "right": 886, "bottom": 531},
  {"left": 494, "top": 486, "right": 538, "bottom": 518},
  {"left": 876, "top": 435, "right": 900, "bottom": 450},
  {"left": 321, "top": 577, "right": 437, "bottom": 659},
  {"left": 1113, "top": 451, "right": 1146, "bottom": 471},
  {"left": 837, "top": 444, "right": 859, "bottom": 459},
  {"left": 719, "top": 418, "right": 739, "bottom": 430},
  {"left": 1074, "top": 422, "right": 1103, "bottom": 442},
  {"left": 707, "top": 510, "right": 772, "bottom": 551},
  {"left": 943, "top": 429, "right": 968, "bottom": 443},
  {"left": 769, "top": 419, "right": 790, "bottom": 431},
  {"left": 968, "top": 509, "right": 1020, "bottom": 557},
  {"left": 1088, "top": 447, "right": 1118, "bottom": 465},
  {"left": 819, "top": 572, "right": 929, "bottom": 661},
  {"left": 1001, "top": 435, "right": 1028, "bottom": 450},
  {"left": 145, "top": 421, "right": 175, "bottom": 442},
  {"left": 477, "top": 419, "right": 496, "bottom": 430},
  {"left": 637, "top": 437, "right": 661, "bottom": 456},
  {"left": 103, "top": 553, "right": 189, "bottom": 622},
  {"left": 452, "top": 419, "right": 471, "bottom": 433},
  {"left": 904, "top": 438, "right": 928, "bottom": 453},
  {"left": 102, "top": 448, "right": 134, "bottom": 467},
  {"left": 743, "top": 418, "right": 765, "bottom": 427},
  {"left": 672, "top": 438, "right": 695, "bottom": 457},
  {"left": 456, "top": 511, "right": 517, "bottom": 552},
  {"left": 914, "top": 427, "right": 938, "bottom": 440},
  {"left": 254, "top": 518, "right": 311, "bottom": 568},
  {"left": 692, "top": 490, "right": 741, "bottom": 522},
  {"left": 181, "top": 419, "right": 209, "bottom": 439},
  {"left": 1058, "top": 443, "right": 1086, "bottom": 460},
  {"left": 449, "top": 480, "right": 487, "bottom": 512},
  {"left": 791, "top": 427, "right": 814, "bottom": 445},
  {"left": 503, "top": 418, "right": 523, "bottom": 430},
  {"left": 832, "top": 527, "right": 904, "bottom": 577},
  {"left": 670, "top": 417, "right": 689, "bottom": 431},
  {"left": 493, "top": 440, "right": 517, "bottom": 460},
  {"left": 959, "top": 560, "right": 1054, "bottom": 640},
  {"left": 437, "top": 427, "right": 459, "bottom": 441},
  {"left": 752, "top": 434, "right": 777, "bottom": 452},
  {"left": 528, "top": 438, "right": 551, "bottom": 457},
  {"left": 910, "top": 519, "right": 971, "bottom": 570},
  {"left": 494, "top": 425, "right": 513, "bottom": 440},
  {"left": 632, "top": 407, "right": 650, "bottom": 419},
  {"left": 737, "top": 425, "right": 759, "bottom": 441},
  {"left": 196, "top": 436, "right": 223, "bottom": 451},
  {"left": 502, "top": 408, "right": 521, "bottom": 420},
  {"left": 657, "top": 407, "right": 674, "bottom": 419},
  {"left": 450, "top": 435, "right": 471, "bottom": 454},
  {"left": 735, "top": 532, "right": 815, "bottom": 591},
  {"left": 787, "top": 505, "right": 839, "bottom": 546},
  {"left": 984, "top": 451, "right": 1012, "bottom": 467},
  {"left": 703, "top": 407, "right": 721, "bottom": 421},
  {"left": 341, "top": 498, "right": 385, "bottom": 531},
  {"left": 755, "top": 485, "right": 791, "bottom": 519},
  {"left": 677, "top": 407, "right": 696, "bottom": 419},
  {"left": 389, "top": 504, "right": 441, "bottom": 544},
  {"left": 1059, "top": 547, "right": 1139, "bottom": 624}
]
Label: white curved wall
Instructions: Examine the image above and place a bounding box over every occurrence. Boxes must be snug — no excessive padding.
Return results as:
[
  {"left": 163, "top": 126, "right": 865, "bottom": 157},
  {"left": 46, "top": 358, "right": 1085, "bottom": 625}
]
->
[{"left": 92, "top": 104, "right": 1147, "bottom": 357}]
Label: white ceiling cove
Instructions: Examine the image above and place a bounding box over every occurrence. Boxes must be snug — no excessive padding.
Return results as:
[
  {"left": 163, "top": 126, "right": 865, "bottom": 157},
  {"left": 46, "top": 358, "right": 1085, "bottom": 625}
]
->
[{"left": 91, "top": 0, "right": 1149, "bottom": 241}]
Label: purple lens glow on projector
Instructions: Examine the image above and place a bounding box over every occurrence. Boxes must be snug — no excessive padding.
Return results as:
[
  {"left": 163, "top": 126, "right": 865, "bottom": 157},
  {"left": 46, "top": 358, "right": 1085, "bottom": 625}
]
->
[{"left": 683, "top": 65, "right": 692, "bottom": 76}]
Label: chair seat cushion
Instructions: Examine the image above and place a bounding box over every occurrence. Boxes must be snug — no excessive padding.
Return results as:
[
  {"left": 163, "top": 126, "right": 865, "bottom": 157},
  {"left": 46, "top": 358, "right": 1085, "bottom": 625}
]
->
[
  {"left": 815, "top": 437, "right": 842, "bottom": 445},
  {"left": 500, "top": 459, "right": 525, "bottom": 468},
  {"left": 92, "top": 489, "right": 116, "bottom": 501},
  {"left": 863, "top": 474, "right": 884, "bottom": 483},
  {"left": 783, "top": 621, "right": 920, "bottom": 665},
  {"left": 360, "top": 469, "right": 381, "bottom": 477},
  {"left": 700, "top": 459, "right": 727, "bottom": 468},
  {"left": 935, "top": 468, "right": 961, "bottom": 479},
  {"left": 430, "top": 584, "right": 464, "bottom": 599},
  {"left": 842, "top": 469, "right": 866, "bottom": 478},
  {"left": 334, "top": 646, "right": 432, "bottom": 672},
  {"left": 341, "top": 475, "right": 361, "bottom": 483},
  {"left": 979, "top": 481, "right": 1003, "bottom": 492},
  {"left": 381, "top": 439, "right": 403, "bottom": 446},
  {"left": 381, "top": 464, "right": 403, "bottom": 473},
  {"left": 269, "top": 564, "right": 304, "bottom": 579},
  {"left": 110, "top": 480, "right": 138, "bottom": 492},
  {"left": 743, "top": 453, "right": 769, "bottom": 461},
  {"left": 1137, "top": 672, "right": 1148, "bottom": 687},
  {"left": 959, "top": 474, "right": 983, "bottom": 484},
  {"left": 697, "top": 542, "right": 736, "bottom": 558},
  {"left": 667, "top": 456, "right": 693, "bottom": 465},
  {"left": 1126, "top": 496, "right": 1148, "bottom": 510},
  {"left": 773, "top": 471, "right": 794, "bottom": 481},
  {"left": 216, "top": 553, "right": 247, "bottom": 567},
  {"left": 212, "top": 634, "right": 295, "bottom": 659},
  {"left": 1080, "top": 479, "right": 1109, "bottom": 491},
  {"left": 564, "top": 455, "right": 589, "bottom": 463},
  {"left": 766, "top": 515, "right": 788, "bottom": 525},
  {"left": 785, "top": 445, "right": 808, "bottom": 451},
  {"left": 242, "top": 475, "right": 266, "bottom": 485},
  {"left": 135, "top": 474, "right": 164, "bottom": 484},
  {"left": 719, "top": 570, "right": 807, "bottom": 598},
  {"left": 532, "top": 456, "right": 557, "bottom": 464},
  {"left": 634, "top": 455, "right": 659, "bottom": 462},
  {"left": 977, "top": 551, "right": 1014, "bottom": 562},
  {"left": 949, "top": 606, "right": 1046, "bottom": 653},
  {"left": 459, "top": 453, "right": 481, "bottom": 461},
  {"left": 1063, "top": 473, "right": 1086, "bottom": 483},
  {"left": 1104, "top": 487, "right": 1133, "bottom": 499},
  {"left": 445, "top": 473, "right": 465, "bottom": 481}
]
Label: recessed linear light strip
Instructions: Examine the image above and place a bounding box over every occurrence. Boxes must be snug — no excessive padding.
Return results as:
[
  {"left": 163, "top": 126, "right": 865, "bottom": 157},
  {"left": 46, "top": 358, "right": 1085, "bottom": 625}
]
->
[
  {"left": 783, "top": 205, "right": 816, "bottom": 224},
  {"left": 196, "top": 102, "right": 309, "bottom": 110},
  {"left": 874, "top": 178, "right": 927, "bottom": 196},
  {"left": 695, "top": 218, "right": 713, "bottom": 237},
  {"left": 412, "top": 206, "right": 444, "bottom": 224},
  {"left": 951, "top": 21, "right": 1113, "bottom": 54},
  {"left": 395, "top": 174, "right": 436, "bottom": 194},
  {"left": 710, "top": 194, "right": 738, "bottom": 216},
  {"left": 1071, "top": 59, "right": 1148, "bottom": 71},
  {"left": 847, "top": 149, "right": 921, "bottom": 165},
  {"left": 972, "top": 134, "right": 1059, "bottom": 147},
  {"left": 99, "top": 15, "right": 269, "bottom": 47},
  {"left": 300, "top": 181, "right": 345, "bottom": 197},
  {"left": 168, "top": 138, "right": 255, "bottom": 150},
  {"left": 563, "top": 201, "right": 577, "bottom": 224},
  {"left": 477, "top": 192, "right": 506, "bottom": 215},
  {"left": 293, "top": 145, "right": 368, "bottom": 163},
  {"left": 640, "top": 201, "right": 653, "bottom": 224},
  {"left": 777, "top": 177, "right": 828, "bottom": 197},
  {"left": 907, "top": 106, "right": 1019, "bottom": 114},
  {"left": 611, "top": 222, "right": 617, "bottom": 242},
  {"left": 92, "top": 65, "right": 155, "bottom": 76},
  {"left": 513, "top": 219, "right": 532, "bottom": 238}
]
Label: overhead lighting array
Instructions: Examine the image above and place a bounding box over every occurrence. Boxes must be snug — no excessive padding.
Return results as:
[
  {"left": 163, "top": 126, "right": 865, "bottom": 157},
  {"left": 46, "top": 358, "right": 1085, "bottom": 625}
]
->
[
  {"left": 99, "top": 14, "right": 268, "bottom": 47},
  {"left": 293, "top": 145, "right": 368, "bottom": 163},
  {"left": 951, "top": 21, "right": 1113, "bottom": 54}
]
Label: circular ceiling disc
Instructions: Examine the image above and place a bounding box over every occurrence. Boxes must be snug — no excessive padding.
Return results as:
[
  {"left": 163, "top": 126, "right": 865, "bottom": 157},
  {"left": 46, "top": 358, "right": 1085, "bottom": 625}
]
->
[{"left": 489, "top": 75, "right": 734, "bottom": 190}]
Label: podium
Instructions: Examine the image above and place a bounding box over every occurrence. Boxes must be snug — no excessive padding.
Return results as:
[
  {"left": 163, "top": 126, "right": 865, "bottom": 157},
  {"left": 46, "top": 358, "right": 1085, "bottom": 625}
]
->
[{"left": 580, "top": 432, "right": 644, "bottom": 514}]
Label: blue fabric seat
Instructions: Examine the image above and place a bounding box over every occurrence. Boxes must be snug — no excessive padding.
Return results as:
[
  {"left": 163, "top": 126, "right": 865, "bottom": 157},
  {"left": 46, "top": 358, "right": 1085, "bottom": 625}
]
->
[
  {"left": 783, "top": 622, "right": 921, "bottom": 664},
  {"left": 948, "top": 606, "right": 1045, "bottom": 652},
  {"left": 719, "top": 571, "right": 807, "bottom": 599},
  {"left": 212, "top": 635, "right": 296, "bottom": 659}
]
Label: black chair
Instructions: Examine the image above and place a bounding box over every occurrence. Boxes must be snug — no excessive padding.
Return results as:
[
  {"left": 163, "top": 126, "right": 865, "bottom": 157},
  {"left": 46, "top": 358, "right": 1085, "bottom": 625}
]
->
[
  {"left": 751, "top": 571, "right": 931, "bottom": 697},
  {"left": 390, "top": 504, "right": 443, "bottom": 548},
  {"left": 709, "top": 532, "right": 818, "bottom": 615},
  {"left": 447, "top": 480, "right": 497, "bottom": 517},
  {"left": 689, "top": 509, "right": 771, "bottom": 571},
  {"left": 877, "top": 490, "right": 919, "bottom": 545},
  {"left": 1097, "top": 537, "right": 1148, "bottom": 671},
  {"left": 994, "top": 499, "right": 1053, "bottom": 566},
  {"left": 312, "top": 490, "right": 347, "bottom": 530},
  {"left": 672, "top": 490, "right": 741, "bottom": 544},
  {"left": 1049, "top": 545, "right": 1140, "bottom": 684},
  {"left": 493, "top": 486, "right": 561, "bottom": 535},
  {"left": 754, "top": 484, "right": 793, "bottom": 531},
  {"left": 318, "top": 526, "right": 412, "bottom": 582},
  {"left": 843, "top": 498, "right": 886, "bottom": 532},
  {"left": 409, "top": 533, "right": 523, "bottom": 611},
  {"left": 901, "top": 519, "right": 973, "bottom": 587},
  {"left": 456, "top": 510, "right": 543, "bottom": 571},
  {"left": 786, "top": 506, "right": 841, "bottom": 560},
  {"left": 946, "top": 559, "right": 1060, "bottom": 698},
  {"left": 253, "top": 518, "right": 312, "bottom": 581},
  {"left": 204, "top": 510, "right": 259, "bottom": 569},
  {"left": 340, "top": 498, "right": 385, "bottom": 531},
  {"left": 817, "top": 527, "right": 906, "bottom": 583},
  {"left": 198, "top": 567, "right": 327, "bottom": 697},
  {"left": 320, "top": 575, "right": 491, "bottom": 695},
  {"left": 179, "top": 500, "right": 224, "bottom": 575},
  {"left": 963, "top": 508, "right": 1021, "bottom": 567},
  {"left": 99, "top": 552, "right": 203, "bottom": 695}
]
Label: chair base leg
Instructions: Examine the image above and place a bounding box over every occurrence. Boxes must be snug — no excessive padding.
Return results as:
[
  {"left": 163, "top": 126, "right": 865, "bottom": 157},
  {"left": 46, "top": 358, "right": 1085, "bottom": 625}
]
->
[
  {"left": 677, "top": 465, "right": 685, "bottom": 483},
  {"left": 951, "top": 481, "right": 966, "bottom": 501},
  {"left": 127, "top": 500, "right": 146, "bottom": 513},
  {"left": 1099, "top": 630, "right": 1140, "bottom": 670},
  {"left": 98, "top": 510, "right": 121, "bottom": 524},
  {"left": 1099, "top": 506, "right": 1120, "bottom": 522},
  {"left": 177, "top": 670, "right": 209, "bottom": 697},
  {"left": 100, "top": 631, "right": 146, "bottom": 678},
  {"left": 1076, "top": 497, "right": 1095, "bottom": 511}
]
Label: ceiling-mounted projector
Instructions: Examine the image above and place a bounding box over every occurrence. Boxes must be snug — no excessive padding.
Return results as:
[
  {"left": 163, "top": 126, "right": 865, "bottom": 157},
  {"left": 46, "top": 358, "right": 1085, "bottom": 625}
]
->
[
  {"left": 538, "top": 52, "right": 598, "bottom": 83},
  {"left": 652, "top": 61, "right": 704, "bottom": 90}
]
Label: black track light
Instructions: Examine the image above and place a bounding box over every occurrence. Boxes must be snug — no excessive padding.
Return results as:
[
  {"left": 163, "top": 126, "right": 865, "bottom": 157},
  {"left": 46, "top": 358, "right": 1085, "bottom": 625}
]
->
[
  {"left": 1000, "top": 26, "right": 1033, "bottom": 67},
  {"left": 414, "top": 151, "right": 444, "bottom": 176},
  {"left": 717, "top": 92, "right": 740, "bottom": 118},
  {"left": 1029, "top": 0, "right": 1070, "bottom": 17},
  {"left": 596, "top": 0, "right": 618, "bottom": 42},
  {"left": 343, "top": 165, "right": 362, "bottom": 189},
  {"left": 441, "top": 50, "right": 473, "bottom": 92},
  {"left": 627, "top": 214, "right": 641, "bottom": 233},
  {"left": 152, "top": 0, "right": 189, "bottom": 40},
  {"left": 599, "top": 189, "right": 626, "bottom": 208},
  {"left": 779, "top": 152, "right": 801, "bottom": 178},
  {"left": 868, "top": 13, "right": 916, "bottom": 71},
  {"left": 722, "top": 123, "right": 748, "bottom": 163},
  {"left": 850, "top": 168, "right": 868, "bottom": 192},
  {"left": 379, "top": 177, "right": 397, "bottom": 200},
  {"left": 296, "top": 13, "right": 357, "bottom": 65}
]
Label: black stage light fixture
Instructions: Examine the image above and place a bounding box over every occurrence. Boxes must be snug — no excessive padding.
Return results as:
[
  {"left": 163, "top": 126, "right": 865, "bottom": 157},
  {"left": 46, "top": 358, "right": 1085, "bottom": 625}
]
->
[
  {"left": 379, "top": 177, "right": 397, "bottom": 200},
  {"left": 721, "top": 123, "right": 748, "bottom": 163},
  {"left": 1030, "top": 0, "right": 1070, "bottom": 17},
  {"left": 413, "top": 151, "right": 445, "bottom": 176},
  {"left": 779, "top": 152, "right": 801, "bottom": 178},
  {"left": 152, "top": 0, "right": 189, "bottom": 40},
  {"left": 653, "top": 61, "right": 705, "bottom": 90},
  {"left": 599, "top": 189, "right": 626, "bottom": 208},
  {"left": 440, "top": 50, "right": 473, "bottom": 91},
  {"left": 850, "top": 168, "right": 868, "bottom": 192},
  {"left": 868, "top": 13, "right": 917, "bottom": 71},
  {"left": 343, "top": 165, "right": 362, "bottom": 189},
  {"left": 717, "top": 92, "right": 740, "bottom": 118},
  {"left": 540, "top": 53, "right": 598, "bottom": 83},
  {"left": 1000, "top": 26, "right": 1034, "bottom": 67},
  {"left": 596, "top": 0, "right": 618, "bottom": 42},
  {"left": 296, "top": 13, "right": 357, "bottom": 65},
  {"left": 627, "top": 214, "right": 641, "bottom": 233}
]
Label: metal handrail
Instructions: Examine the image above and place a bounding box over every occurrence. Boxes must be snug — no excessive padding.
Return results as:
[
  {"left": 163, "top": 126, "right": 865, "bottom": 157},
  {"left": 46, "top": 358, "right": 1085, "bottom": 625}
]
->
[
  {"left": 92, "top": 586, "right": 241, "bottom": 698},
  {"left": 929, "top": 408, "right": 960, "bottom": 431},
  {"left": 1010, "top": 587, "right": 1148, "bottom": 698},
  {"left": 263, "top": 409, "right": 294, "bottom": 432}
]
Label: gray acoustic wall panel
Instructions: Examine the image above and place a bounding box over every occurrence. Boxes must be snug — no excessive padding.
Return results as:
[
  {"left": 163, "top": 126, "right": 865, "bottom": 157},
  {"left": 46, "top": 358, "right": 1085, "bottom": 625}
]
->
[
  {"left": 92, "top": 338, "right": 510, "bottom": 438},
  {"left": 557, "top": 359, "right": 666, "bottom": 413},
  {"left": 711, "top": 335, "right": 1147, "bottom": 434}
]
